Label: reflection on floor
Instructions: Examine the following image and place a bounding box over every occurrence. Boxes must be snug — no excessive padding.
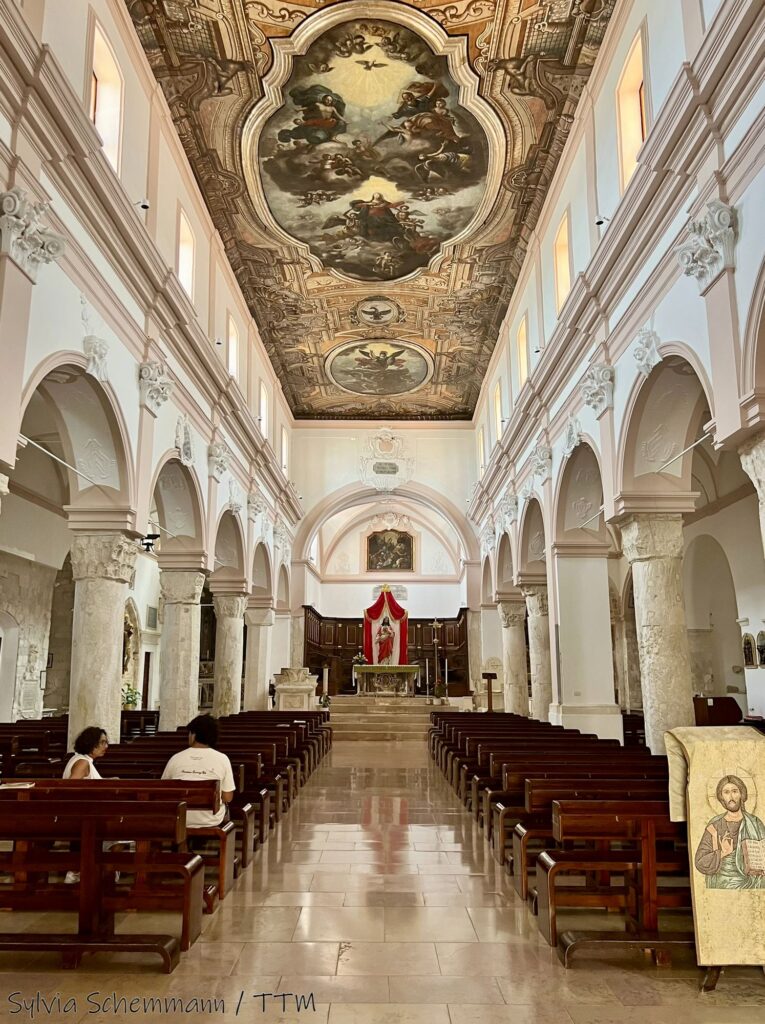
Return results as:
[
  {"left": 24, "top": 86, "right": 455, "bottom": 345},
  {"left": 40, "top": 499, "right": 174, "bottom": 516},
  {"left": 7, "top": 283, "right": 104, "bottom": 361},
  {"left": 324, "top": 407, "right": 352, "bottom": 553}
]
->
[{"left": 1, "top": 740, "right": 765, "bottom": 1023}]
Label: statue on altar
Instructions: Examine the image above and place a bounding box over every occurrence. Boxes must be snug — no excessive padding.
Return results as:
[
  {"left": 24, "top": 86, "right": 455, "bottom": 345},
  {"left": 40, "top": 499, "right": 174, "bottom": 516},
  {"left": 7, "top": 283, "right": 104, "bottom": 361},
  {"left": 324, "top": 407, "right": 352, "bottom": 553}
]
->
[{"left": 375, "top": 616, "right": 395, "bottom": 665}]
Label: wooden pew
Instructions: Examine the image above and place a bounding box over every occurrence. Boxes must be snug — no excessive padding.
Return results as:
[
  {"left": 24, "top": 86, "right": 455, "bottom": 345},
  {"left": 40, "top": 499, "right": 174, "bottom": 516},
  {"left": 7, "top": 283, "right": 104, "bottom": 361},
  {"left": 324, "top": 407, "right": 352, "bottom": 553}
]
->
[{"left": 0, "top": 799, "right": 194, "bottom": 971}]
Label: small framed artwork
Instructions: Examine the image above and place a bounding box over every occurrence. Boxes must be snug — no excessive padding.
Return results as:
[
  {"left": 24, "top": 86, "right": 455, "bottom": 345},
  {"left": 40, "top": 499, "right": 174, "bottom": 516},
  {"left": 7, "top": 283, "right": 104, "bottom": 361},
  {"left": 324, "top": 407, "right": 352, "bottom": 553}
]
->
[
  {"left": 146, "top": 605, "right": 159, "bottom": 630},
  {"left": 366, "top": 530, "right": 414, "bottom": 572}
]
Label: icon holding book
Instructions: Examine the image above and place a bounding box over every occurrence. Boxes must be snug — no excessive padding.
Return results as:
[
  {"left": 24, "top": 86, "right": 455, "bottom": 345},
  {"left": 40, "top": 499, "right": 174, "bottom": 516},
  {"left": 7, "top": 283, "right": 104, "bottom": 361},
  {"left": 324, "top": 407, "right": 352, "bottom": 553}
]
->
[{"left": 694, "top": 774, "right": 765, "bottom": 889}]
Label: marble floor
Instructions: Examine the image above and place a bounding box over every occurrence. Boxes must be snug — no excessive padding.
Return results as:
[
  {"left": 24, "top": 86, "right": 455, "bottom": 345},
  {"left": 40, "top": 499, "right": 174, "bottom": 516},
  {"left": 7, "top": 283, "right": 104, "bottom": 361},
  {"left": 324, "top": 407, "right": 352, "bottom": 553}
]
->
[{"left": 1, "top": 740, "right": 764, "bottom": 1023}]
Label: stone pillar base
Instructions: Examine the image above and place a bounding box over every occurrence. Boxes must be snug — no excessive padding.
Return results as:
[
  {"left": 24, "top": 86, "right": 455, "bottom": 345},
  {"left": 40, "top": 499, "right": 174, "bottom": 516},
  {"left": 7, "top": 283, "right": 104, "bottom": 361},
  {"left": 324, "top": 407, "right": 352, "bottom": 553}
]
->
[{"left": 548, "top": 703, "right": 624, "bottom": 742}]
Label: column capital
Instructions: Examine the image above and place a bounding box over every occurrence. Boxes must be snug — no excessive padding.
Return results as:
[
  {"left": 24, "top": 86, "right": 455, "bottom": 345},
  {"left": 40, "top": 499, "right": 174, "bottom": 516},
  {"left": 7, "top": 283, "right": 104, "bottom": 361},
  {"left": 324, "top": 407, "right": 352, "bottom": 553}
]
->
[
  {"left": 70, "top": 532, "right": 137, "bottom": 583},
  {"left": 521, "top": 585, "right": 548, "bottom": 618},
  {"left": 0, "top": 472, "right": 8, "bottom": 515},
  {"left": 213, "top": 593, "right": 248, "bottom": 619},
  {"left": 619, "top": 513, "right": 684, "bottom": 563},
  {"left": 0, "top": 188, "right": 66, "bottom": 282},
  {"left": 245, "top": 606, "right": 275, "bottom": 628},
  {"left": 738, "top": 431, "right": 765, "bottom": 493},
  {"left": 159, "top": 569, "right": 205, "bottom": 605},
  {"left": 498, "top": 600, "right": 526, "bottom": 628}
]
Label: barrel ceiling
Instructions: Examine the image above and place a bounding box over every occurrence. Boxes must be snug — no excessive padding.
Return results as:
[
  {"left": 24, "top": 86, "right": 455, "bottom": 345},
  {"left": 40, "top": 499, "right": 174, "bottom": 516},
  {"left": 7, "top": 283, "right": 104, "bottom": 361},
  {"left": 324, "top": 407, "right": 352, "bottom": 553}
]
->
[{"left": 126, "top": 0, "right": 617, "bottom": 420}]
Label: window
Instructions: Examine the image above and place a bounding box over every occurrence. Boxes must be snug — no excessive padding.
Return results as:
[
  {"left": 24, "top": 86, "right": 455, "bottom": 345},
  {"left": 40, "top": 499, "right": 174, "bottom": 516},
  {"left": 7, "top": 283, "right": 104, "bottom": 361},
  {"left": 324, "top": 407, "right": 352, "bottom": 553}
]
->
[
  {"left": 227, "top": 315, "right": 239, "bottom": 377},
  {"left": 281, "top": 426, "right": 289, "bottom": 475},
  {"left": 177, "top": 210, "right": 195, "bottom": 297},
  {"left": 617, "top": 33, "right": 647, "bottom": 192},
  {"left": 516, "top": 315, "right": 529, "bottom": 389},
  {"left": 477, "top": 427, "right": 486, "bottom": 477},
  {"left": 493, "top": 383, "right": 503, "bottom": 443},
  {"left": 259, "top": 381, "right": 269, "bottom": 441},
  {"left": 90, "top": 24, "right": 123, "bottom": 172},
  {"left": 553, "top": 214, "right": 572, "bottom": 313}
]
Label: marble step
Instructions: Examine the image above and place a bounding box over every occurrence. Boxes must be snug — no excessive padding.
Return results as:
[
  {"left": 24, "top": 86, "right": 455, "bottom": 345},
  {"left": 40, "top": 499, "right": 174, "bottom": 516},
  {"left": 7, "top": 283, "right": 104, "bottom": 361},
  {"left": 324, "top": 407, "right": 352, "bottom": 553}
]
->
[
  {"left": 331, "top": 719, "right": 428, "bottom": 732},
  {"left": 332, "top": 730, "right": 429, "bottom": 741}
]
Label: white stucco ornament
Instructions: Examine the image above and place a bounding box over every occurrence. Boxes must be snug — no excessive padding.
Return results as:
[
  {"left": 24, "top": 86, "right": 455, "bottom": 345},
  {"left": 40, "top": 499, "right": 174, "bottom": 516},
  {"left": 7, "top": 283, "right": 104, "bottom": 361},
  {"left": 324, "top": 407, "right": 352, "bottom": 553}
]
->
[
  {"left": 634, "top": 327, "right": 661, "bottom": 377},
  {"left": 562, "top": 414, "right": 583, "bottom": 458},
  {"left": 675, "top": 200, "right": 737, "bottom": 292},
  {"left": 174, "top": 414, "right": 194, "bottom": 467},
  {"left": 208, "top": 441, "right": 231, "bottom": 482},
  {"left": 580, "top": 364, "right": 614, "bottom": 417},
  {"left": 228, "top": 478, "right": 243, "bottom": 516},
  {"left": 0, "top": 473, "right": 9, "bottom": 516},
  {"left": 499, "top": 492, "right": 518, "bottom": 531},
  {"left": 360, "top": 428, "right": 415, "bottom": 493},
  {"left": 530, "top": 442, "right": 552, "bottom": 482},
  {"left": 139, "top": 362, "right": 173, "bottom": 415},
  {"left": 247, "top": 491, "right": 264, "bottom": 523},
  {"left": 0, "top": 187, "right": 65, "bottom": 281},
  {"left": 480, "top": 518, "right": 496, "bottom": 554}
]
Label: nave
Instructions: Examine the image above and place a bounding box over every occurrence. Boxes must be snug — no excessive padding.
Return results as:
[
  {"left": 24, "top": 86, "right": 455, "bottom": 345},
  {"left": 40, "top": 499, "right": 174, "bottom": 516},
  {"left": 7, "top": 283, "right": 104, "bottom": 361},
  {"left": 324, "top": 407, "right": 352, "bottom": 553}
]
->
[{"left": 2, "top": 740, "right": 765, "bottom": 1024}]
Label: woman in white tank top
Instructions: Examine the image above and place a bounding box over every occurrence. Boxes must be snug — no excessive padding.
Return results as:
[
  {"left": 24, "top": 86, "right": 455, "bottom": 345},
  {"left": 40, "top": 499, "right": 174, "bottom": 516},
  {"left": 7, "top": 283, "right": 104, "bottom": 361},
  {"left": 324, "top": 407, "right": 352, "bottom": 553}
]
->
[{"left": 63, "top": 726, "right": 109, "bottom": 779}]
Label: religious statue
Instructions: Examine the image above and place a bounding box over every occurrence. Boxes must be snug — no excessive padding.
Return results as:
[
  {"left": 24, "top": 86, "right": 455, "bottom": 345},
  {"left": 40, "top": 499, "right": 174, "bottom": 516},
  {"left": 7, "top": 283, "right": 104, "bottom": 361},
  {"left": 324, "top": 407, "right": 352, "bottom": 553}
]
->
[
  {"left": 375, "top": 615, "right": 395, "bottom": 665},
  {"left": 122, "top": 614, "right": 134, "bottom": 675},
  {"left": 694, "top": 775, "right": 765, "bottom": 888}
]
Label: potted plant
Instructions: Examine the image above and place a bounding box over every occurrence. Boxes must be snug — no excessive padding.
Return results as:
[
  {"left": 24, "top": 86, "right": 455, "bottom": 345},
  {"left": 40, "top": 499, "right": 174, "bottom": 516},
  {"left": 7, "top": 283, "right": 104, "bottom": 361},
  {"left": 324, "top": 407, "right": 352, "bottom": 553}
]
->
[
  {"left": 318, "top": 693, "right": 331, "bottom": 709},
  {"left": 434, "top": 679, "right": 447, "bottom": 704},
  {"left": 121, "top": 684, "right": 140, "bottom": 710}
]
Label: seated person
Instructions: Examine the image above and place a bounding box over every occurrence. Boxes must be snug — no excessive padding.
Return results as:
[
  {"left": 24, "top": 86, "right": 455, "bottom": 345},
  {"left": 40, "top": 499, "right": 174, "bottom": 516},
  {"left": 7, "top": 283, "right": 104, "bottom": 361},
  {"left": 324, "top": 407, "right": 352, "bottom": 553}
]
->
[
  {"left": 63, "top": 726, "right": 109, "bottom": 778},
  {"left": 161, "top": 714, "right": 235, "bottom": 828}
]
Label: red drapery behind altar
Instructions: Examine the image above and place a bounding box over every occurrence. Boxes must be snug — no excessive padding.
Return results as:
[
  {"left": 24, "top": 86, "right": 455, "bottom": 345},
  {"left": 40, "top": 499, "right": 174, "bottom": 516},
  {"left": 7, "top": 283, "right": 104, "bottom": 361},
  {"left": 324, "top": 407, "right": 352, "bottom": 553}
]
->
[{"left": 363, "top": 588, "right": 408, "bottom": 665}]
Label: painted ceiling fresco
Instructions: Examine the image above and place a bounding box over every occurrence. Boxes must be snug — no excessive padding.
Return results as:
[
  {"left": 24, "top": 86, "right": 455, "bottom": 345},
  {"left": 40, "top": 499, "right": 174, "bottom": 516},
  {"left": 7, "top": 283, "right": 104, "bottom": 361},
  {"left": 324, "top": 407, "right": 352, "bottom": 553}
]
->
[{"left": 126, "top": 0, "right": 618, "bottom": 420}]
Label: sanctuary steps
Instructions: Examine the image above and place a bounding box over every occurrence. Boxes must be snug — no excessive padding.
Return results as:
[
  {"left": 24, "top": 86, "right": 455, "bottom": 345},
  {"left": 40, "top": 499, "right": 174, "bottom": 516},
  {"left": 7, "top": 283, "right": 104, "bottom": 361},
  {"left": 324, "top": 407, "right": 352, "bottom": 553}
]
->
[{"left": 329, "top": 695, "right": 433, "bottom": 741}]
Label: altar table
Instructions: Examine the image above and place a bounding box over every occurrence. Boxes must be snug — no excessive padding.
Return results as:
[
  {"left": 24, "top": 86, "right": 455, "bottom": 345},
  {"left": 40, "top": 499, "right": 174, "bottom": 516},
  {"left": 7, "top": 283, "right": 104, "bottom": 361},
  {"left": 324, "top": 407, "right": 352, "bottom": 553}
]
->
[{"left": 354, "top": 665, "right": 419, "bottom": 697}]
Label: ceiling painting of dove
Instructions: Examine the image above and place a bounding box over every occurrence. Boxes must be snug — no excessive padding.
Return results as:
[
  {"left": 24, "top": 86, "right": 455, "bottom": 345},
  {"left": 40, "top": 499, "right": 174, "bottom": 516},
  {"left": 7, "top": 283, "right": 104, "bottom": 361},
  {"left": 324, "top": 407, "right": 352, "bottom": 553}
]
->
[{"left": 125, "top": 0, "right": 617, "bottom": 420}]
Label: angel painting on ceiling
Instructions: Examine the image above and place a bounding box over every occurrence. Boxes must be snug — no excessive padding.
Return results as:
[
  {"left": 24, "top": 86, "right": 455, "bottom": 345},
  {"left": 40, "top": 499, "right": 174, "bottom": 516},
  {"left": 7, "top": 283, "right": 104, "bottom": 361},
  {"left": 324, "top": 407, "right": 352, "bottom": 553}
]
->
[{"left": 258, "top": 18, "right": 489, "bottom": 281}]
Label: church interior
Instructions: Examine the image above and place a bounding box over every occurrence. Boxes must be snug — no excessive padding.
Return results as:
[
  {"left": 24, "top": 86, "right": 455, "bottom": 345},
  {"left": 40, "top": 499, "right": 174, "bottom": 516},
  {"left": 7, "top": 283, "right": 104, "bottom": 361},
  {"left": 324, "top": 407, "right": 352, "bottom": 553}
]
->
[{"left": 1, "top": 0, "right": 765, "bottom": 1018}]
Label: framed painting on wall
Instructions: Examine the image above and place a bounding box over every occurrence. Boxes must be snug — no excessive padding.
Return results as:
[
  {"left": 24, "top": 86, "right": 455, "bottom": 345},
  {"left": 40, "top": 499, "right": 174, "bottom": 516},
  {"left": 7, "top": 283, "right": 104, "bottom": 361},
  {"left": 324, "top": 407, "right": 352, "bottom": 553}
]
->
[{"left": 367, "top": 530, "right": 414, "bottom": 572}]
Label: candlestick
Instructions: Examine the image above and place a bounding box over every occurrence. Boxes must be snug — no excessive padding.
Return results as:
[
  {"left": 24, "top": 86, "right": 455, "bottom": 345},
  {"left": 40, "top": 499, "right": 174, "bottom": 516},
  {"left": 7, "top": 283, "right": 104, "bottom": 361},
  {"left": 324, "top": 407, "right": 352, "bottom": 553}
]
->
[{"left": 322, "top": 666, "right": 329, "bottom": 696}]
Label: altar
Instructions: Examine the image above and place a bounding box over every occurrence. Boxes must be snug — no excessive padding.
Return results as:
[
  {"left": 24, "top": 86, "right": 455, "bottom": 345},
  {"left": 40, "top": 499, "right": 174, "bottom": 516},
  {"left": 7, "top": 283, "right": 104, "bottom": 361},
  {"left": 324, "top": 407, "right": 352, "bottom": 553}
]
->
[{"left": 354, "top": 664, "right": 419, "bottom": 697}]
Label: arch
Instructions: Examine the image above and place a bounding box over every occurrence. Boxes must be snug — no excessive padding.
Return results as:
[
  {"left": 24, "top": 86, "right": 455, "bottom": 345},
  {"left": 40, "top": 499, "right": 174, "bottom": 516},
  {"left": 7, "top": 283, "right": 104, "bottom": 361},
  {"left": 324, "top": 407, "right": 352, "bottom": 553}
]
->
[
  {"left": 616, "top": 353, "right": 713, "bottom": 503},
  {"left": 150, "top": 455, "right": 207, "bottom": 565},
  {"left": 481, "top": 556, "right": 494, "bottom": 604},
  {"left": 276, "top": 564, "right": 290, "bottom": 611},
  {"left": 293, "top": 480, "right": 480, "bottom": 563},
  {"left": 252, "top": 542, "right": 273, "bottom": 601},
  {"left": 553, "top": 442, "right": 607, "bottom": 545},
  {"left": 496, "top": 531, "right": 521, "bottom": 599},
  {"left": 741, "top": 253, "right": 765, "bottom": 395},
  {"left": 20, "top": 355, "right": 135, "bottom": 515},
  {"left": 518, "top": 497, "right": 547, "bottom": 578},
  {"left": 0, "top": 610, "right": 20, "bottom": 722},
  {"left": 683, "top": 534, "right": 741, "bottom": 697},
  {"left": 211, "top": 509, "right": 246, "bottom": 584}
]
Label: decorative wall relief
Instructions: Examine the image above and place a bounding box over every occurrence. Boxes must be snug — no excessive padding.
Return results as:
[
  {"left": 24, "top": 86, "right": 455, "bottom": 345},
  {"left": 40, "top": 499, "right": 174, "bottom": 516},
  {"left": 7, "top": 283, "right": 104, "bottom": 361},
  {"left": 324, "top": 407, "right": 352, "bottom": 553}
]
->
[
  {"left": 634, "top": 327, "right": 661, "bottom": 377},
  {"left": 499, "top": 492, "right": 518, "bottom": 532},
  {"left": 350, "top": 295, "right": 406, "bottom": 326},
  {"left": 675, "top": 200, "right": 738, "bottom": 292},
  {"left": 228, "top": 478, "right": 243, "bottom": 516},
  {"left": 248, "top": 491, "right": 265, "bottom": 523},
  {"left": 580, "top": 364, "right": 614, "bottom": 417},
  {"left": 208, "top": 441, "right": 231, "bottom": 482},
  {"left": 530, "top": 442, "right": 552, "bottom": 483},
  {"left": 139, "top": 362, "right": 173, "bottom": 415},
  {"left": 562, "top": 415, "right": 582, "bottom": 458},
  {"left": 77, "top": 437, "right": 115, "bottom": 482},
  {"left": 360, "top": 428, "right": 414, "bottom": 492},
  {"left": 0, "top": 187, "right": 65, "bottom": 281},
  {"left": 480, "top": 518, "right": 496, "bottom": 555},
  {"left": 174, "top": 415, "right": 194, "bottom": 467}
]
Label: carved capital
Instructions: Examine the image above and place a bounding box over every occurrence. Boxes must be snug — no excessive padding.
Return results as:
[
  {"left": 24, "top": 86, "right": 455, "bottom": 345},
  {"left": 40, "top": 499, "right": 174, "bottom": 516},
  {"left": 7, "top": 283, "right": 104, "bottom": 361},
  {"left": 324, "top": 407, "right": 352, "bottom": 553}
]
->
[
  {"left": 738, "top": 432, "right": 765, "bottom": 499},
  {"left": 0, "top": 188, "right": 65, "bottom": 281},
  {"left": 208, "top": 442, "right": 231, "bottom": 482},
  {"left": 634, "top": 327, "right": 661, "bottom": 377},
  {"left": 675, "top": 200, "right": 737, "bottom": 292},
  {"left": 620, "top": 513, "right": 685, "bottom": 564},
  {"left": 159, "top": 569, "right": 205, "bottom": 605},
  {"left": 521, "top": 585, "right": 548, "bottom": 618},
  {"left": 244, "top": 607, "right": 276, "bottom": 628},
  {"left": 498, "top": 601, "right": 526, "bottom": 629},
  {"left": 70, "top": 532, "right": 137, "bottom": 584},
  {"left": 213, "top": 593, "right": 248, "bottom": 620},
  {"left": 139, "top": 361, "right": 173, "bottom": 415},
  {"left": 580, "top": 364, "right": 614, "bottom": 417}
]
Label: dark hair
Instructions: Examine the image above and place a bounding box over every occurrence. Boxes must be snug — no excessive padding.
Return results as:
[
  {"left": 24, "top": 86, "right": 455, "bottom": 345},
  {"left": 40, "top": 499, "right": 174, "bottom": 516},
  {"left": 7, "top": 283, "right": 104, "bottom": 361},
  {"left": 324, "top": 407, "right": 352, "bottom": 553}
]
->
[
  {"left": 74, "top": 726, "right": 107, "bottom": 755},
  {"left": 188, "top": 714, "right": 218, "bottom": 747},
  {"left": 716, "top": 774, "right": 748, "bottom": 804}
]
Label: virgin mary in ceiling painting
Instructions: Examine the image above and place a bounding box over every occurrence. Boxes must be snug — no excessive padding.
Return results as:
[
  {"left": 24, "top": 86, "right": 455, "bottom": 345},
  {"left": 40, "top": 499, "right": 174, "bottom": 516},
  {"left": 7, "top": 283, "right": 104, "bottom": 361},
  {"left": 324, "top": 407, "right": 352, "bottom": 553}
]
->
[{"left": 258, "top": 18, "right": 489, "bottom": 282}]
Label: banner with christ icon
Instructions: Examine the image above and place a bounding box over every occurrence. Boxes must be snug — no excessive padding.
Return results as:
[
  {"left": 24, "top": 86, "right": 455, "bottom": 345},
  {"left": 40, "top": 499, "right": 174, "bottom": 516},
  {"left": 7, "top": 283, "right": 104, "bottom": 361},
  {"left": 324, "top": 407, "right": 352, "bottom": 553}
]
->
[{"left": 363, "top": 585, "right": 408, "bottom": 665}]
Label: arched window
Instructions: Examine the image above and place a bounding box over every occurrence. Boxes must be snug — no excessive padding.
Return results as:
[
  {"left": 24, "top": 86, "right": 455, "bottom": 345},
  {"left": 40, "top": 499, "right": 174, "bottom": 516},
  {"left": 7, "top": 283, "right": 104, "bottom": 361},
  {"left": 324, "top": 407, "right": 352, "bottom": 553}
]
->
[
  {"left": 553, "top": 213, "right": 572, "bottom": 313},
  {"left": 281, "top": 426, "right": 289, "bottom": 475},
  {"left": 90, "top": 23, "right": 123, "bottom": 172},
  {"left": 177, "top": 209, "right": 195, "bottom": 298},
  {"left": 259, "top": 381, "right": 269, "bottom": 441},
  {"left": 477, "top": 427, "right": 486, "bottom": 477},
  {"left": 516, "top": 315, "right": 529, "bottom": 389},
  {"left": 617, "top": 33, "right": 648, "bottom": 192},
  {"left": 493, "top": 382, "right": 503, "bottom": 443},
  {"left": 227, "top": 314, "right": 239, "bottom": 377}
]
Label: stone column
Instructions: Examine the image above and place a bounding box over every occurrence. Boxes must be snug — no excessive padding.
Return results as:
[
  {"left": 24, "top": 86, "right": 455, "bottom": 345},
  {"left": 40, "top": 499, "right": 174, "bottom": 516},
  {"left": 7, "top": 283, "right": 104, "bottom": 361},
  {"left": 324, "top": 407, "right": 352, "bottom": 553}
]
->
[
  {"left": 244, "top": 606, "right": 274, "bottom": 710},
  {"left": 158, "top": 569, "right": 205, "bottom": 731},
  {"left": 0, "top": 473, "right": 8, "bottom": 517},
  {"left": 212, "top": 593, "right": 247, "bottom": 717},
  {"left": 498, "top": 601, "right": 528, "bottom": 716},
  {"left": 620, "top": 514, "right": 695, "bottom": 752},
  {"left": 739, "top": 433, "right": 765, "bottom": 555},
  {"left": 521, "top": 585, "right": 552, "bottom": 722},
  {"left": 68, "top": 533, "right": 138, "bottom": 750}
]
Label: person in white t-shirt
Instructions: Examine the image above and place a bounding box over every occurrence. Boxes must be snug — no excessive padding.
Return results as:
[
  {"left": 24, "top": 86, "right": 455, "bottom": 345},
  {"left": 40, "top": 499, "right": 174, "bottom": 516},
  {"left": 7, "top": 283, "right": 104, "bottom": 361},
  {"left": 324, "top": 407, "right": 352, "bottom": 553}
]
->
[{"left": 161, "top": 714, "right": 235, "bottom": 828}]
